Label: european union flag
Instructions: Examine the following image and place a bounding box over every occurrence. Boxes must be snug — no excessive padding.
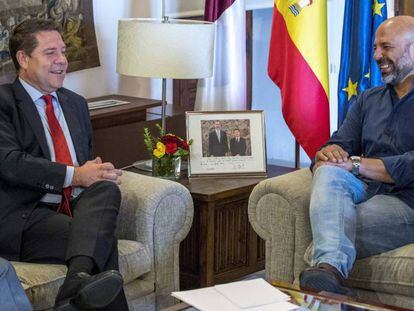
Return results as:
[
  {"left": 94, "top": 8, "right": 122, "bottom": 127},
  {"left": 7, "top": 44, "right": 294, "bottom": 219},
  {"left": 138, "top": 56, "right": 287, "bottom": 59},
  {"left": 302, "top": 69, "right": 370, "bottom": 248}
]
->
[{"left": 337, "top": 0, "right": 387, "bottom": 127}]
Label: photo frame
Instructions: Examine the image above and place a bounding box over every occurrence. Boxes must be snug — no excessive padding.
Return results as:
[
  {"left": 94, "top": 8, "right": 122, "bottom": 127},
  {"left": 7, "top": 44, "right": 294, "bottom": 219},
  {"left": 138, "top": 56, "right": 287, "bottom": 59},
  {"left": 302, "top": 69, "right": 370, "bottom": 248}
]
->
[{"left": 186, "top": 111, "right": 267, "bottom": 178}]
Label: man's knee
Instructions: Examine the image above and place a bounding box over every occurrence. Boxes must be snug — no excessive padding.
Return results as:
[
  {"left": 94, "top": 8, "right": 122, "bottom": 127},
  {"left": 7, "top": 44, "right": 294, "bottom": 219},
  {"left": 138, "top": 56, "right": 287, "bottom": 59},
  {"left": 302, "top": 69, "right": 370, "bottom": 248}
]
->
[
  {"left": 73, "top": 181, "right": 121, "bottom": 218},
  {"left": 315, "top": 165, "right": 349, "bottom": 177},
  {"left": 312, "top": 165, "right": 351, "bottom": 189},
  {"left": 87, "top": 181, "right": 121, "bottom": 208},
  {"left": 93, "top": 180, "right": 121, "bottom": 196},
  {"left": 0, "top": 258, "right": 11, "bottom": 276}
]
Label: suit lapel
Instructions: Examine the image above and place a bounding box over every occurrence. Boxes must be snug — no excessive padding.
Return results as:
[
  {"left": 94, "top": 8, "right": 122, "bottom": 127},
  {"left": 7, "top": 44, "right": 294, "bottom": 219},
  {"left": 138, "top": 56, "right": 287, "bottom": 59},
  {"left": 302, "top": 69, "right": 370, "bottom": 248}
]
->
[
  {"left": 13, "top": 79, "right": 51, "bottom": 159},
  {"left": 57, "top": 90, "right": 87, "bottom": 164}
]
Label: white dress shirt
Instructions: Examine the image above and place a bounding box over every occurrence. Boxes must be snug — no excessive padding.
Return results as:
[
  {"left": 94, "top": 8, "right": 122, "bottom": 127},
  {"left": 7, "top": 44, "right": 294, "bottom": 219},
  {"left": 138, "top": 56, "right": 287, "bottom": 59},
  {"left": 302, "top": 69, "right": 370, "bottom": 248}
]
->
[{"left": 20, "top": 78, "right": 83, "bottom": 203}]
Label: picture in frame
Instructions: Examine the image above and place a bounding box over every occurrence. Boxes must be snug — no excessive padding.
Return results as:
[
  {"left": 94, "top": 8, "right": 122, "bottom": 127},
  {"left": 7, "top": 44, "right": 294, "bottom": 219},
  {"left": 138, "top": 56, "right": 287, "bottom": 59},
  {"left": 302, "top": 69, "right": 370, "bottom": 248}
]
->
[{"left": 186, "top": 111, "right": 267, "bottom": 178}]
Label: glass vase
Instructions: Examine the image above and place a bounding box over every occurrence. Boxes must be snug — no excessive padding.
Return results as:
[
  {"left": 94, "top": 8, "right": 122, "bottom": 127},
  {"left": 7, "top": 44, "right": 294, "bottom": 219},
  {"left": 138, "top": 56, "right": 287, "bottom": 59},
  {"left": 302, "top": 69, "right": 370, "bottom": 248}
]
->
[{"left": 152, "top": 156, "right": 181, "bottom": 180}]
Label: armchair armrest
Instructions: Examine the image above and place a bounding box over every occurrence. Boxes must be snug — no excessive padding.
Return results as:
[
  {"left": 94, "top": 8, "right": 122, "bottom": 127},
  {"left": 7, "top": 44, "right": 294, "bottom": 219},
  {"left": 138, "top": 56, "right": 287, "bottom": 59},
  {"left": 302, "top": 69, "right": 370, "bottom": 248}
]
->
[
  {"left": 248, "top": 168, "right": 312, "bottom": 283},
  {"left": 117, "top": 171, "right": 193, "bottom": 309}
]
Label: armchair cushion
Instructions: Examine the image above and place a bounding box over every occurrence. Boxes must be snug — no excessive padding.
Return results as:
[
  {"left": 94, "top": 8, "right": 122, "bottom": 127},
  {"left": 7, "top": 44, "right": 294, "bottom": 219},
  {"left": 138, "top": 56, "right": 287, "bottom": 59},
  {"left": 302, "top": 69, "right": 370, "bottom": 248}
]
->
[
  {"left": 349, "top": 244, "right": 414, "bottom": 297},
  {"left": 13, "top": 262, "right": 65, "bottom": 310},
  {"left": 304, "top": 242, "right": 414, "bottom": 297},
  {"left": 12, "top": 239, "right": 151, "bottom": 310},
  {"left": 118, "top": 240, "right": 151, "bottom": 284}
]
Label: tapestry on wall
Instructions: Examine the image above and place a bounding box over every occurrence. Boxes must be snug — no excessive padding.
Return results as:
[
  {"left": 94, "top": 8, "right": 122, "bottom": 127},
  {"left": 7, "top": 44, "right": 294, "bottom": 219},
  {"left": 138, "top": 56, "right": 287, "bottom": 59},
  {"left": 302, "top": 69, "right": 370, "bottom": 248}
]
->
[{"left": 0, "top": 0, "right": 100, "bottom": 84}]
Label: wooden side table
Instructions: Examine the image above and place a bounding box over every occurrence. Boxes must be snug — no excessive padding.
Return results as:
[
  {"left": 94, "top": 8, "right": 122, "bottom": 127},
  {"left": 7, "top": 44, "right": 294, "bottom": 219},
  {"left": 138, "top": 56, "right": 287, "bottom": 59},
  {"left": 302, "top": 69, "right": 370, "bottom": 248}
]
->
[
  {"left": 126, "top": 165, "right": 296, "bottom": 289},
  {"left": 178, "top": 165, "right": 296, "bottom": 289}
]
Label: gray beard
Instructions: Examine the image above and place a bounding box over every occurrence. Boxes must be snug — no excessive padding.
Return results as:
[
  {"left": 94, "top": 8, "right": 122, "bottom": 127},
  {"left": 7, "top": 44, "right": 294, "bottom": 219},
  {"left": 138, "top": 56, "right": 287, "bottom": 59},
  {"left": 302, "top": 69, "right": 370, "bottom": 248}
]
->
[{"left": 382, "top": 53, "right": 414, "bottom": 85}]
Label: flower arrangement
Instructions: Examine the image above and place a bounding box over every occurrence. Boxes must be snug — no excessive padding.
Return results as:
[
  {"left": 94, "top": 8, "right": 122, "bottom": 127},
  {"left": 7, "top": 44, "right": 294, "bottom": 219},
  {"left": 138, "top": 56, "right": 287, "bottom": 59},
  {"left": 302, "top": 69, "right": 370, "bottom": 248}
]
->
[{"left": 144, "top": 124, "right": 192, "bottom": 179}]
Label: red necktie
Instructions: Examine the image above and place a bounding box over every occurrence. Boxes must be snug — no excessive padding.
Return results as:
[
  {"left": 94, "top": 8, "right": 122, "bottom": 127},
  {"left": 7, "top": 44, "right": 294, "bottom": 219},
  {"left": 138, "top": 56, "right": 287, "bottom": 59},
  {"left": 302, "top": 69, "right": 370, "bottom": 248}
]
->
[{"left": 43, "top": 94, "right": 73, "bottom": 217}]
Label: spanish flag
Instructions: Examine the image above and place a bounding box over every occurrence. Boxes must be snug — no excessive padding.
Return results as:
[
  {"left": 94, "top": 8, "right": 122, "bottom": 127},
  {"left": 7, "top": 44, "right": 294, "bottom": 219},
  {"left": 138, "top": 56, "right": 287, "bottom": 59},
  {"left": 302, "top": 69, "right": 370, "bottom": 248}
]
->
[{"left": 268, "top": 0, "right": 330, "bottom": 159}]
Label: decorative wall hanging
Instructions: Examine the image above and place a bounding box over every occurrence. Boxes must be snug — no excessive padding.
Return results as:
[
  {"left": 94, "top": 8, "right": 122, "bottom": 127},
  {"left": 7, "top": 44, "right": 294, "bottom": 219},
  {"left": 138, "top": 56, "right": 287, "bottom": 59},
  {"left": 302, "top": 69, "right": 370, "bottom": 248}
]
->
[{"left": 0, "top": 0, "right": 100, "bottom": 84}]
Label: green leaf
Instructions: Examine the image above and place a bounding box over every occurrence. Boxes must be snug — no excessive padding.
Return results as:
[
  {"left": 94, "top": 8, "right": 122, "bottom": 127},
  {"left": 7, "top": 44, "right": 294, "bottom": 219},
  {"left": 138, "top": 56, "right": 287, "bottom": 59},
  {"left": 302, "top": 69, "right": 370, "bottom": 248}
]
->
[
  {"left": 143, "top": 127, "right": 155, "bottom": 156},
  {"left": 155, "top": 123, "right": 164, "bottom": 136}
]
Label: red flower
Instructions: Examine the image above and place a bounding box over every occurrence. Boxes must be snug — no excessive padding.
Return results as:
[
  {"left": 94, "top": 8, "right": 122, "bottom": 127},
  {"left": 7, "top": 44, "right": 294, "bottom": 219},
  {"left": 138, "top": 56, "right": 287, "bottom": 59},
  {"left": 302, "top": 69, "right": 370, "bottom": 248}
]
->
[
  {"left": 165, "top": 143, "right": 178, "bottom": 154},
  {"left": 181, "top": 141, "right": 189, "bottom": 150},
  {"left": 162, "top": 134, "right": 180, "bottom": 145}
]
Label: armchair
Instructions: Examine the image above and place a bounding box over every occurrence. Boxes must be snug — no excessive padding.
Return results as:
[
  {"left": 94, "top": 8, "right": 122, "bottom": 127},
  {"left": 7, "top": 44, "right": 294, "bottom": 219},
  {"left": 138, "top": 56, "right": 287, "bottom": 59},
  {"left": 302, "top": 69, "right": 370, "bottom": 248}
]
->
[
  {"left": 12, "top": 171, "right": 194, "bottom": 311},
  {"left": 248, "top": 168, "right": 414, "bottom": 309}
]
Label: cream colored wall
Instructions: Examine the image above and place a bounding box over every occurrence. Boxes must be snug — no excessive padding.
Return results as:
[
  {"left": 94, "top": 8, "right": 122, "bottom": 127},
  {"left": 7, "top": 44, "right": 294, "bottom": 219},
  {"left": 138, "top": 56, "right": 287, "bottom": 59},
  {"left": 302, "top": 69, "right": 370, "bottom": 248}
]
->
[
  {"left": 62, "top": 0, "right": 274, "bottom": 100},
  {"left": 63, "top": 0, "right": 157, "bottom": 99}
]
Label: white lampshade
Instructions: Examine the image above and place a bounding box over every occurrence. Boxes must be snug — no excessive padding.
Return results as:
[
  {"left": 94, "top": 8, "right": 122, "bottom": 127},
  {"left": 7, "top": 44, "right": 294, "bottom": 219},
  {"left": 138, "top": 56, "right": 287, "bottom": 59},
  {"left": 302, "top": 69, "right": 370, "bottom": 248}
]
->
[{"left": 117, "top": 18, "right": 215, "bottom": 79}]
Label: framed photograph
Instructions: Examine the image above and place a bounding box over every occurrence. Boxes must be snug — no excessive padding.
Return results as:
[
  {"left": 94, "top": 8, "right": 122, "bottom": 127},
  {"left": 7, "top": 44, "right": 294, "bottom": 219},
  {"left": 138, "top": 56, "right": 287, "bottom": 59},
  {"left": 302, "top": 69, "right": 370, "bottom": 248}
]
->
[{"left": 186, "top": 111, "right": 267, "bottom": 178}]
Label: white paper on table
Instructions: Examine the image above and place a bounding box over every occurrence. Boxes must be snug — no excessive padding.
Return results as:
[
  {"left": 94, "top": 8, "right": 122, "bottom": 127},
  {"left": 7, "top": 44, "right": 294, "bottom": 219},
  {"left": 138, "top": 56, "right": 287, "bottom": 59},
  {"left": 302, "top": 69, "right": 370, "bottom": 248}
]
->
[
  {"left": 214, "top": 278, "right": 290, "bottom": 309},
  {"left": 172, "top": 278, "right": 298, "bottom": 311},
  {"left": 172, "top": 287, "right": 240, "bottom": 311},
  {"left": 172, "top": 288, "right": 299, "bottom": 311}
]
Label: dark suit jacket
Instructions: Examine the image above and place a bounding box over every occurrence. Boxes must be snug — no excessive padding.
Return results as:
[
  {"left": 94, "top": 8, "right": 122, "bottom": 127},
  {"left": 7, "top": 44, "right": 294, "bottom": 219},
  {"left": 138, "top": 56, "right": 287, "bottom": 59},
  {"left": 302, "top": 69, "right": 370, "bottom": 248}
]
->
[
  {"left": 230, "top": 137, "right": 247, "bottom": 156},
  {"left": 208, "top": 130, "right": 228, "bottom": 157},
  {"left": 0, "top": 79, "right": 93, "bottom": 261}
]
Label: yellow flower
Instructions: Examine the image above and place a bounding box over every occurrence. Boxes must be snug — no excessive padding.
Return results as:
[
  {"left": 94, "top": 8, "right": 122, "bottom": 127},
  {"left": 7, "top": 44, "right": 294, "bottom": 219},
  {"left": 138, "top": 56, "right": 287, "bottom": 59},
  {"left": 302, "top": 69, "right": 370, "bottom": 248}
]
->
[{"left": 153, "top": 142, "right": 166, "bottom": 158}]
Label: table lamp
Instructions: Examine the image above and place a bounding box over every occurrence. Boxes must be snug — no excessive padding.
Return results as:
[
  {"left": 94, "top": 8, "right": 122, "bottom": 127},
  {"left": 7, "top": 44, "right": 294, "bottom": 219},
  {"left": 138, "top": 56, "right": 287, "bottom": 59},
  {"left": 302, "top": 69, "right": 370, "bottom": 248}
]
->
[
  {"left": 116, "top": 15, "right": 214, "bottom": 170},
  {"left": 117, "top": 17, "right": 214, "bottom": 132}
]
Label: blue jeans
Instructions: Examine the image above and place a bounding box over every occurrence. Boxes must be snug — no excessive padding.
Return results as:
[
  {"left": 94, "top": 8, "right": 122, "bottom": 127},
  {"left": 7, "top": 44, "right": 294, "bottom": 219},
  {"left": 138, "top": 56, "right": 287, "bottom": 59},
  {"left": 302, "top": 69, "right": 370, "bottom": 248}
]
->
[
  {"left": 0, "top": 257, "right": 32, "bottom": 310},
  {"left": 310, "top": 166, "right": 414, "bottom": 278}
]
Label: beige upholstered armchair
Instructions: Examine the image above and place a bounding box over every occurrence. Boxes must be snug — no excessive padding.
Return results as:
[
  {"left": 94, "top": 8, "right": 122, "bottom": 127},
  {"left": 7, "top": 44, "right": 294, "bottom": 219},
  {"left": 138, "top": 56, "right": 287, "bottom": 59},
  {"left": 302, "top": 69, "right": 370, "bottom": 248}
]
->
[
  {"left": 248, "top": 168, "right": 414, "bottom": 309},
  {"left": 12, "top": 171, "right": 194, "bottom": 311}
]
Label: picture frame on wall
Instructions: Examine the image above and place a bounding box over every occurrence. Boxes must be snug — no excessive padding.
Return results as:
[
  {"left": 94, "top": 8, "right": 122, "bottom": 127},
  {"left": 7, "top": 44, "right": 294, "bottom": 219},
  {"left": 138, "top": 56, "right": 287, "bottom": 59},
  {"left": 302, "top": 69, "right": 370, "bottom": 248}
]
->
[{"left": 186, "top": 111, "right": 267, "bottom": 178}]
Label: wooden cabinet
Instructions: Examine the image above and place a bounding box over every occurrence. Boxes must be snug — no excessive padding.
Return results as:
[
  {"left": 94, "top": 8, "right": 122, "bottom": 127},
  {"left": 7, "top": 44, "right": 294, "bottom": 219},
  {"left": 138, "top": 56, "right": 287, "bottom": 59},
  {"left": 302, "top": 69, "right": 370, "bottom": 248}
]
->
[
  {"left": 127, "top": 165, "right": 295, "bottom": 289},
  {"left": 179, "top": 165, "right": 296, "bottom": 289},
  {"left": 88, "top": 95, "right": 186, "bottom": 168}
]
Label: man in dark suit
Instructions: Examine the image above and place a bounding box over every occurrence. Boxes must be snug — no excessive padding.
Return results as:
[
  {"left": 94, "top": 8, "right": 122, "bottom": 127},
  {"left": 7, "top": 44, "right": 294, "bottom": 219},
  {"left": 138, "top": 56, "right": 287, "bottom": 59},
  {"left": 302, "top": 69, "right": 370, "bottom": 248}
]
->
[
  {"left": 0, "top": 19, "right": 128, "bottom": 310},
  {"left": 229, "top": 128, "right": 247, "bottom": 156},
  {"left": 208, "top": 120, "right": 228, "bottom": 157}
]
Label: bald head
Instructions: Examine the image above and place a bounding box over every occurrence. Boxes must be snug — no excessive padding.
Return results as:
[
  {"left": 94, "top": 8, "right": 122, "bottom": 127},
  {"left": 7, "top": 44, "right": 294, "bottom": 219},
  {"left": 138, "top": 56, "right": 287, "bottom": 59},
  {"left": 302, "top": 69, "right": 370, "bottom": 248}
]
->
[
  {"left": 378, "top": 15, "right": 414, "bottom": 43},
  {"left": 374, "top": 16, "right": 414, "bottom": 86}
]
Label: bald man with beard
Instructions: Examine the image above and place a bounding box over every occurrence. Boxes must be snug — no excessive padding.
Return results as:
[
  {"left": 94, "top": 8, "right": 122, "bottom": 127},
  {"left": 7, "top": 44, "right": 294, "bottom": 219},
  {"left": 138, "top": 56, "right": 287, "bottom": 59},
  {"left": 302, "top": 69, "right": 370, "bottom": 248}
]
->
[{"left": 299, "top": 16, "right": 414, "bottom": 296}]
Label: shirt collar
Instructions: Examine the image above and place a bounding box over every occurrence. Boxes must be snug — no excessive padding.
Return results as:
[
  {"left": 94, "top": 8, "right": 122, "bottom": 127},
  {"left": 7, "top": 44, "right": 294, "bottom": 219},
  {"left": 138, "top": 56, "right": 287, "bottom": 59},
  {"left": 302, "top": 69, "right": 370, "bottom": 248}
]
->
[{"left": 19, "top": 77, "right": 57, "bottom": 102}]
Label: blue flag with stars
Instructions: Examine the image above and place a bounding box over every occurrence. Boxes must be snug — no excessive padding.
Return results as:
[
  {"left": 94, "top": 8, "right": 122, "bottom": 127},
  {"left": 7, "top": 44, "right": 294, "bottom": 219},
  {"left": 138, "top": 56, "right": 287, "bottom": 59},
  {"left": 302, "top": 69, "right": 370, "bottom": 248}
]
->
[{"left": 338, "top": 0, "right": 387, "bottom": 127}]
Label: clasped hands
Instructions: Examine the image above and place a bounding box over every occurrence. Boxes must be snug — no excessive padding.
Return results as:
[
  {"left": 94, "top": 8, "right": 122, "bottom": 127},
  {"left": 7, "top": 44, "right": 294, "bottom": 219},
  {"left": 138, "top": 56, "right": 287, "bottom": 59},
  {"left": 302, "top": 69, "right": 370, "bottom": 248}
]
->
[
  {"left": 313, "top": 144, "right": 352, "bottom": 173},
  {"left": 72, "top": 157, "right": 122, "bottom": 187}
]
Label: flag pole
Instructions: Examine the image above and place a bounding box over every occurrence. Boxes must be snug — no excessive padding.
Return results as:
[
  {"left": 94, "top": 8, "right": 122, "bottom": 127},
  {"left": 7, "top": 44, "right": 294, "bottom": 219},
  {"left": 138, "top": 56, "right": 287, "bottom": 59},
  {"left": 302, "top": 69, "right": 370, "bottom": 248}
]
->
[{"left": 295, "top": 140, "right": 300, "bottom": 169}]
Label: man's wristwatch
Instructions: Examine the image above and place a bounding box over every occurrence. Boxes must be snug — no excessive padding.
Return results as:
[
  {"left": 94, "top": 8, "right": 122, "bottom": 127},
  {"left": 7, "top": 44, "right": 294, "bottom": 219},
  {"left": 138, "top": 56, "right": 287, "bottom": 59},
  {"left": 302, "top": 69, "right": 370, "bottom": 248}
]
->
[{"left": 350, "top": 156, "right": 361, "bottom": 176}]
